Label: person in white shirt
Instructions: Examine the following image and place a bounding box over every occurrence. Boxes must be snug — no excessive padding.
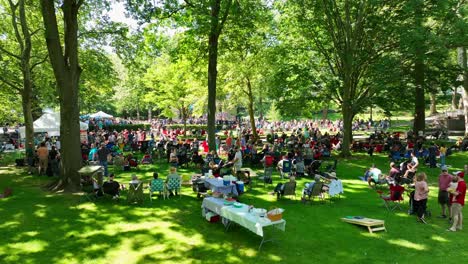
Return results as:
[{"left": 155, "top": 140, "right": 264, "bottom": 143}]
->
[
  {"left": 230, "top": 146, "right": 243, "bottom": 175},
  {"left": 55, "top": 139, "right": 61, "bottom": 150}
]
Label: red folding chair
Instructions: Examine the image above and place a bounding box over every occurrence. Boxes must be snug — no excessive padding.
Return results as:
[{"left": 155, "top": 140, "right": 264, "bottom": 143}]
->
[{"left": 379, "top": 184, "right": 405, "bottom": 211}]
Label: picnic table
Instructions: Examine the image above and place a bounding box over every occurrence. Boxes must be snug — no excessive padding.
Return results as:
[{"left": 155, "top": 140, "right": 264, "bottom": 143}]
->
[
  {"left": 204, "top": 177, "right": 239, "bottom": 197},
  {"left": 202, "top": 197, "right": 286, "bottom": 249}
]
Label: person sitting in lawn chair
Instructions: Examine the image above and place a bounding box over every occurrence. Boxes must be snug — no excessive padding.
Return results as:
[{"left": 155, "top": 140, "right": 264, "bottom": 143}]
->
[
  {"left": 149, "top": 172, "right": 165, "bottom": 198},
  {"left": 302, "top": 175, "right": 329, "bottom": 199},
  {"left": 402, "top": 152, "right": 419, "bottom": 183},
  {"left": 102, "top": 173, "right": 121, "bottom": 199},
  {"left": 166, "top": 167, "right": 181, "bottom": 196},
  {"left": 364, "top": 164, "right": 386, "bottom": 187},
  {"left": 277, "top": 155, "right": 292, "bottom": 179},
  {"left": 272, "top": 176, "right": 296, "bottom": 199},
  {"left": 169, "top": 149, "right": 179, "bottom": 168},
  {"left": 129, "top": 174, "right": 141, "bottom": 186},
  {"left": 140, "top": 152, "right": 153, "bottom": 164}
]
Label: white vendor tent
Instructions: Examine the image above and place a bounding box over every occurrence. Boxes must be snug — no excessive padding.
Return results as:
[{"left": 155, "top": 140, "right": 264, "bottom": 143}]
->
[
  {"left": 19, "top": 112, "right": 88, "bottom": 138},
  {"left": 90, "top": 111, "right": 113, "bottom": 118}
]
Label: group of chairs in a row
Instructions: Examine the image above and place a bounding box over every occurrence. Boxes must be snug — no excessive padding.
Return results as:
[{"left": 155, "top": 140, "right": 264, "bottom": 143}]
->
[{"left": 81, "top": 178, "right": 182, "bottom": 204}]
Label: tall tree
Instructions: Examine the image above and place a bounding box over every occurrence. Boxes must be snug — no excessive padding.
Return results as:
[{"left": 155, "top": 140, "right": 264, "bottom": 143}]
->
[
  {"left": 143, "top": 54, "right": 204, "bottom": 134},
  {"left": 218, "top": 0, "right": 271, "bottom": 140},
  {"left": 294, "top": 0, "right": 399, "bottom": 157},
  {"left": 460, "top": 48, "right": 468, "bottom": 136},
  {"left": 0, "top": 0, "right": 48, "bottom": 155},
  {"left": 125, "top": 0, "right": 237, "bottom": 150},
  {"left": 40, "top": 0, "right": 83, "bottom": 191}
]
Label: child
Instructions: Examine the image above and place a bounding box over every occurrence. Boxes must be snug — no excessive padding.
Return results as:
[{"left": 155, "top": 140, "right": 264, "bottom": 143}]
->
[{"left": 448, "top": 176, "right": 459, "bottom": 202}]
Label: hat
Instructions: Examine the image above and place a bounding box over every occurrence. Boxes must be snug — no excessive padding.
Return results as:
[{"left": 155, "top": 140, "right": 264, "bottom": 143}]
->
[
  {"left": 441, "top": 165, "right": 448, "bottom": 171},
  {"left": 457, "top": 172, "right": 465, "bottom": 178},
  {"left": 328, "top": 172, "right": 337, "bottom": 178}
]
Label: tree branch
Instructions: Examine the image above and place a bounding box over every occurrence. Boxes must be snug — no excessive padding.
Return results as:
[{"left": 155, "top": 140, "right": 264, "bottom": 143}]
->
[
  {"left": 0, "top": 45, "right": 21, "bottom": 60},
  {"left": 78, "top": 29, "right": 125, "bottom": 38},
  {"left": 30, "top": 54, "right": 49, "bottom": 72},
  {"left": 218, "top": 0, "right": 233, "bottom": 34},
  {"left": 8, "top": 0, "right": 25, "bottom": 52},
  {"left": 0, "top": 75, "right": 22, "bottom": 93}
]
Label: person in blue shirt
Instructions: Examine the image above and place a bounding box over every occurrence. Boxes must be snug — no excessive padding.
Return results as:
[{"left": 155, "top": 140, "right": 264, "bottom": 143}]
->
[{"left": 88, "top": 143, "right": 98, "bottom": 161}]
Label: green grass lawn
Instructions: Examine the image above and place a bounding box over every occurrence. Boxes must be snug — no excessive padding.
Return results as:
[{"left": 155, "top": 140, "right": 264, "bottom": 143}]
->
[{"left": 1, "top": 151, "right": 467, "bottom": 264}]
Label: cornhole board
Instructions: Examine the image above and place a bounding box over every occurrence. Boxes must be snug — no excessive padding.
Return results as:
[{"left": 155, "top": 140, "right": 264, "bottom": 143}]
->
[{"left": 341, "top": 217, "right": 386, "bottom": 233}]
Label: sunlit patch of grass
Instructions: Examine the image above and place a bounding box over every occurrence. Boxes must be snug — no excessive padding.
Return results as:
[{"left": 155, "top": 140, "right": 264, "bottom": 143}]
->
[
  {"left": 1, "top": 151, "right": 468, "bottom": 263},
  {"left": 431, "top": 235, "right": 449, "bottom": 243},
  {"left": 387, "top": 239, "right": 427, "bottom": 251},
  {"left": 8, "top": 240, "right": 48, "bottom": 253}
]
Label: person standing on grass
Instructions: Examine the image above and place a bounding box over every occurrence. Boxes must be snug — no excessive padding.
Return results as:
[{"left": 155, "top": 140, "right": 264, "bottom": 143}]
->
[
  {"left": 448, "top": 170, "right": 466, "bottom": 232},
  {"left": 230, "top": 146, "right": 243, "bottom": 176},
  {"left": 97, "top": 143, "right": 111, "bottom": 176},
  {"left": 37, "top": 142, "right": 49, "bottom": 176},
  {"left": 439, "top": 144, "right": 447, "bottom": 167},
  {"left": 438, "top": 166, "right": 453, "bottom": 219},
  {"left": 414, "top": 173, "right": 429, "bottom": 224}
]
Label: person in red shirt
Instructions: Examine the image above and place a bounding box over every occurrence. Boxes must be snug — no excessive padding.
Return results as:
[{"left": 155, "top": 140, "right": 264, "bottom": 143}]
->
[
  {"left": 448, "top": 170, "right": 466, "bottom": 232},
  {"left": 438, "top": 166, "right": 452, "bottom": 218}
]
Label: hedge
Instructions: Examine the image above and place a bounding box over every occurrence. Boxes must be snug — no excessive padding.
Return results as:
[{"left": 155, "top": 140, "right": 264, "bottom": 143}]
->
[{"left": 166, "top": 124, "right": 224, "bottom": 130}]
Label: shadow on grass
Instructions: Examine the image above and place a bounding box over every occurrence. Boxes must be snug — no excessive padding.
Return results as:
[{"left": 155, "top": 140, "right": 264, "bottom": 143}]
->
[{"left": 1, "top": 150, "right": 468, "bottom": 263}]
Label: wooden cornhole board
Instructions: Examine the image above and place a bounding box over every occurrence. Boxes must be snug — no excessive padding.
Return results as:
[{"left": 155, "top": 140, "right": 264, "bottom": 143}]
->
[{"left": 341, "top": 217, "right": 386, "bottom": 233}]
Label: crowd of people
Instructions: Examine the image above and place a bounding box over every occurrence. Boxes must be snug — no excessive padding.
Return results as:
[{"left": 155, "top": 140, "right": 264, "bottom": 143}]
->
[{"left": 362, "top": 150, "right": 467, "bottom": 231}]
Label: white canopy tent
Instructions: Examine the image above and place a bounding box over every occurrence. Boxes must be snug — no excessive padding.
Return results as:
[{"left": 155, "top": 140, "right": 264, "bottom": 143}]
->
[
  {"left": 90, "top": 111, "right": 113, "bottom": 118},
  {"left": 19, "top": 112, "right": 88, "bottom": 138}
]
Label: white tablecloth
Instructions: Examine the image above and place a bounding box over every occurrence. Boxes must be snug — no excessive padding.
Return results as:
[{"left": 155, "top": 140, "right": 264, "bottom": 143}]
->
[
  {"left": 202, "top": 196, "right": 225, "bottom": 215},
  {"left": 202, "top": 197, "right": 286, "bottom": 237},
  {"left": 204, "top": 178, "right": 239, "bottom": 197}
]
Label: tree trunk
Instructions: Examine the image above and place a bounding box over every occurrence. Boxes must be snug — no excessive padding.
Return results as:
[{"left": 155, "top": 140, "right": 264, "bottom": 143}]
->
[
  {"left": 40, "top": 0, "right": 83, "bottom": 192},
  {"left": 60, "top": 75, "right": 82, "bottom": 192},
  {"left": 341, "top": 101, "right": 353, "bottom": 157},
  {"left": 452, "top": 88, "right": 458, "bottom": 110},
  {"left": 246, "top": 77, "right": 258, "bottom": 140},
  {"left": 183, "top": 109, "right": 187, "bottom": 137},
  {"left": 413, "top": 1, "right": 426, "bottom": 135},
  {"left": 322, "top": 106, "right": 328, "bottom": 121},
  {"left": 207, "top": 0, "right": 221, "bottom": 152},
  {"left": 136, "top": 105, "right": 140, "bottom": 120},
  {"left": 17, "top": 0, "right": 34, "bottom": 150},
  {"left": 413, "top": 54, "right": 426, "bottom": 135},
  {"left": 148, "top": 107, "right": 152, "bottom": 121},
  {"left": 258, "top": 96, "right": 263, "bottom": 120},
  {"left": 458, "top": 47, "right": 468, "bottom": 136},
  {"left": 21, "top": 91, "right": 34, "bottom": 150},
  {"left": 429, "top": 92, "right": 438, "bottom": 116}
]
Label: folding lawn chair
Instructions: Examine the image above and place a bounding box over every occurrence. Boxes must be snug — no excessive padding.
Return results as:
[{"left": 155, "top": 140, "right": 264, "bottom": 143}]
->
[
  {"left": 80, "top": 184, "right": 97, "bottom": 202},
  {"left": 149, "top": 179, "right": 167, "bottom": 202},
  {"left": 258, "top": 167, "right": 274, "bottom": 187},
  {"left": 281, "top": 181, "right": 296, "bottom": 200},
  {"left": 166, "top": 178, "right": 181, "bottom": 199},
  {"left": 303, "top": 182, "right": 325, "bottom": 204},
  {"left": 127, "top": 182, "right": 145, "bottom": 204},
  {"left": 279, "top": 160, "right": 292, "bottom": 179},
  {"left": 379, "top": 184, "right": 405, "bottom": 212}
]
